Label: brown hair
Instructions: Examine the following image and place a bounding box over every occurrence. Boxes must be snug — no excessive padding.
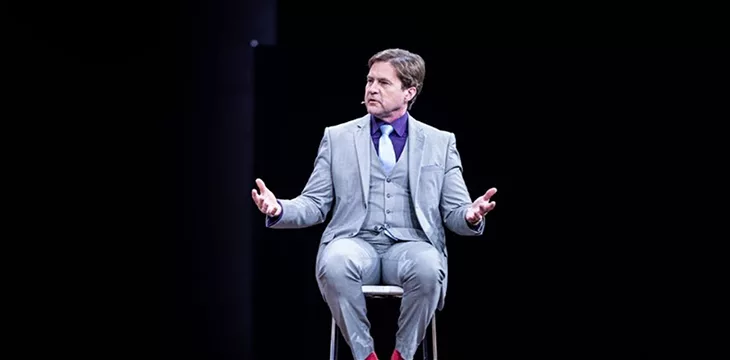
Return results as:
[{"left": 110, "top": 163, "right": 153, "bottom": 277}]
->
[{"left": 368, "top": 48, "right": 426, "bottom": 110}]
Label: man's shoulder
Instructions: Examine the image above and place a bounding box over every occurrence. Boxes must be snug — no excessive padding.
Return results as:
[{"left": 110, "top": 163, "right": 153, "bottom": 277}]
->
[{"left": 411, "top": 117, "right": 454, "bottom": 143}]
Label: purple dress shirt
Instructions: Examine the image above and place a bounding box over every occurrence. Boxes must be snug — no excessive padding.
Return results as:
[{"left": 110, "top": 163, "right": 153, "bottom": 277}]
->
[{"left": 370, "top": 112, "right": 409, "bottom": 161}]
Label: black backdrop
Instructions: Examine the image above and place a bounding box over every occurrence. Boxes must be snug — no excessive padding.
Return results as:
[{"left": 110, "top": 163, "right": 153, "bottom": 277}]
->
[
  {"left": 246, "top": 42, "right": 722, "bottom": 359},
  {"left": 159, "top": 8, "right": 726, "bottom": 360},
  {"left": 22, "top": 0, "right": 728, "bottom": 358},
  {"left": 29, "top": 0, "right": 726, "bottom": 358},
  {"left": 249, "top": 47, "right": 699, "bottom": 359}
]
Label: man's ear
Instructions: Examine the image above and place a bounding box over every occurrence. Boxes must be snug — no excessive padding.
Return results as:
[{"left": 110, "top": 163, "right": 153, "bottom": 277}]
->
[{"left": 406, "top": 87, "right": 417, "bottom": 101}]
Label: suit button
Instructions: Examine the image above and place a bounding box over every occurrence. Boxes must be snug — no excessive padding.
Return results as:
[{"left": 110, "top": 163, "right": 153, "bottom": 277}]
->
[
  {"left": 386, "top": 209, "right": 392, "bottom": 214},
  {"left": 386, "top": 193, "right": 392, "bottom": 198},
  {"left": 386, "top": 178, "right": 392, "bottom": 182}
]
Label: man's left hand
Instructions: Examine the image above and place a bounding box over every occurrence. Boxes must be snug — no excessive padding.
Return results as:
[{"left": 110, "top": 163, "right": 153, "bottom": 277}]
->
[{"left": 465, "top": 188, "right": 497, "bottom": 225}]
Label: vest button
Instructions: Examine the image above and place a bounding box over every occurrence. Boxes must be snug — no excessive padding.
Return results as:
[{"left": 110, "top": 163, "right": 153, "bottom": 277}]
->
[
  {"left": 386, "top": 209, "right": 392, "bottom": 214},
  {"left": 386, "top": 193, "right": 392, "bottom": 198}
]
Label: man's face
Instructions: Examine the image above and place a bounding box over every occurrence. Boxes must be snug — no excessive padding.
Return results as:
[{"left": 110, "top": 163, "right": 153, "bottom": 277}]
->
[{"left": 364, "top": 61, "right": 415, "bottom": 120}]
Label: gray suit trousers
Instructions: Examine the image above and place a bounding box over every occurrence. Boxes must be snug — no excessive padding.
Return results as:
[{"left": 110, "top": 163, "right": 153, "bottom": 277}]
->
[{"left": 316, "top": 237, "right": 445, "bottom": 360}]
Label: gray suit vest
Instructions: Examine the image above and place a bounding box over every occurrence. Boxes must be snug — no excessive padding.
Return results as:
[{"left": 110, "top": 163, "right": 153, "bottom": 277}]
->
[{"left": 357, "top": 139, "right": 429, "bottom": 247}]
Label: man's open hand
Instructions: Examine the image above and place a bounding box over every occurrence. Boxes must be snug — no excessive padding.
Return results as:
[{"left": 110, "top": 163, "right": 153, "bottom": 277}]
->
[
  {"left": 465, "top": 188, "right": 497, "bottom": 225},
  {"left": 251, "top": 178, "right": 281, "bottom": 217}
]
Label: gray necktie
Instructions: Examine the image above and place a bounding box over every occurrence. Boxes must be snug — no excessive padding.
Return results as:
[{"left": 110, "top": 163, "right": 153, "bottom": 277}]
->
[{"left": 379, "top": 124, "right": 396, "bottom": 174}]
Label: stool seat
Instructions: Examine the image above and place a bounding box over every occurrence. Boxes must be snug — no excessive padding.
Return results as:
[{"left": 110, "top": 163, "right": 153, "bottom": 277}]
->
[{"left": 362, "top": 285, "right": 404, "bottom": 297}]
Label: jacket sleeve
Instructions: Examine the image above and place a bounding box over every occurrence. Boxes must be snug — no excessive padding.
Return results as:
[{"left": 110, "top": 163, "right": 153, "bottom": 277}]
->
[
  {"left": 440, "top": 133, "right": 485, "bottom": 236},
  {"left": 266, "top": 127, "right": 334, "bottom": 229}
]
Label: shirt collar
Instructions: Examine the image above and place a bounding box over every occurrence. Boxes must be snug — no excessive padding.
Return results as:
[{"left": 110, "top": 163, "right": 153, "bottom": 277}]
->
[{"left": 370, "top": 112, "right": 409, "bottom": 137}]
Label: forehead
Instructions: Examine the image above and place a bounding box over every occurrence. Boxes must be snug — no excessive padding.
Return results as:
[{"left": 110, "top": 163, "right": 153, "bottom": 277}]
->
[{"left": 367, "top": 61, "right": 399, "bottom": 82}]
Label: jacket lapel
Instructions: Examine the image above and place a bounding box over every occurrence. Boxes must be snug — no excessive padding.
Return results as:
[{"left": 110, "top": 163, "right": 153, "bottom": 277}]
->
[
  {"left": 408, "top": 116, "right": 426, "bottom": 205},
  {"left": 354, "top": 115, "right": 371, "bottom": 206}
]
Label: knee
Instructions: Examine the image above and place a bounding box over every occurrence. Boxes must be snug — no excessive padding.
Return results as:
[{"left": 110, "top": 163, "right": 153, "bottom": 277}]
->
[
  {"left": 406, "top": 257, "right": 445, "bottom": 294},
  {"left": 316, "top": 240, "right": 363, "bottom": 285},
  {"left": 318, "top": 253, "right": 356, "bottom": 283}
]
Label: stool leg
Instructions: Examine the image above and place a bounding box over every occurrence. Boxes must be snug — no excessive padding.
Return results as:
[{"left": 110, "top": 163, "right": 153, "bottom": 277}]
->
[
  {"left": 431, "top": 316, "right": 437, "bottom": 360},
  {"left": 421, "top": 317, "right": 431, "bottom": 360},
  {"left": 330, "top": 317, "right": 337, "bottom": 360},
  {"left": 422, "top": 334, "right": 429, "bottom": 360}
]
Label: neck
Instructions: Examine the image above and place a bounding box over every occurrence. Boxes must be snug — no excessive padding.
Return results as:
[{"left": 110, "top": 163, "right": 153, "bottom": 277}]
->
[{"left": 377, "top": 107, "right": 407, "bottom": 123}]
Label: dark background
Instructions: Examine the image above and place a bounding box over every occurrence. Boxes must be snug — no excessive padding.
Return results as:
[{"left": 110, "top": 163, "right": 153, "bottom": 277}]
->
[
  {"left": 21, "top": 0, "right": 727, "bottom": 359},
  {"left": 250, "top": 46, "right": 715, "bottom": 360}
]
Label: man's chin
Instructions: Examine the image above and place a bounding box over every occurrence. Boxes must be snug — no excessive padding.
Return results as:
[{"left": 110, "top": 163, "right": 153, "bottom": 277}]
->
[{"left": 366, "top": 104, "right": 381, "bottom": 114}]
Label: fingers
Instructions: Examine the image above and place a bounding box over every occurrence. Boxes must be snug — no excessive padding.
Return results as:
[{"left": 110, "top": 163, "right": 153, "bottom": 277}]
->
[
  {"left": 266, "top": 203, "right": 280, "bottom": 216},
  {"left": 466, "top": 196, "right": 496, "bottom": 224},
  {"left": 477, "top": 202, "right": 490, "bottom": 213},
  {"left": 251, "top": 189, "right": 262, "bottom": 206},
  {"left": 255, "top": 178, "right": 268, "bottom": 194},
  {"left": 260, "top": 200, "right": 279, "bottom": 216},
  {"left": 465, "top": 210, "right": 481, "bottom": 224},
  {"left": 252, "top": 185, "right": 280, "bottom": 216},
  {"left": 482, "top": 187, "right": 497, "bottom": 201},
  {"left": 252, "top": 190, "right": 266, "bottom": 213},
  {"left": 477, "top": 200, "right": 496, "bottom": 215}
]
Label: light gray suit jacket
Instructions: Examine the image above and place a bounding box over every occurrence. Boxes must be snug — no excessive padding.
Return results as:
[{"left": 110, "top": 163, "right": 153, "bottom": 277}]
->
[{"left": 268, "top": 114, "right": 485, "bottom": 309}]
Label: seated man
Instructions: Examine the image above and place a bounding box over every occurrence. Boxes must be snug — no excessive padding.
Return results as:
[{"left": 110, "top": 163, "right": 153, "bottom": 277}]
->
[{"left": 252, "top": 48, "right": 497, "bottom": 360}]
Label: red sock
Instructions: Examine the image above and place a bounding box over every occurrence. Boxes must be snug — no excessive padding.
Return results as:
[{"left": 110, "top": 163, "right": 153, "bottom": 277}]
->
[
  {"left": 365, "top": 352, "right": 379, "bottom": 360},
  {"left": 390, "top": 349, "right": 404, "bottom": 360}
]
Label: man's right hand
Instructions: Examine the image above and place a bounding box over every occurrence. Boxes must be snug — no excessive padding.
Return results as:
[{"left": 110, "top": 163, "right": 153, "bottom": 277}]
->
[{"left": 251, "top": 178, "right": 281, "bottom": 217}]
